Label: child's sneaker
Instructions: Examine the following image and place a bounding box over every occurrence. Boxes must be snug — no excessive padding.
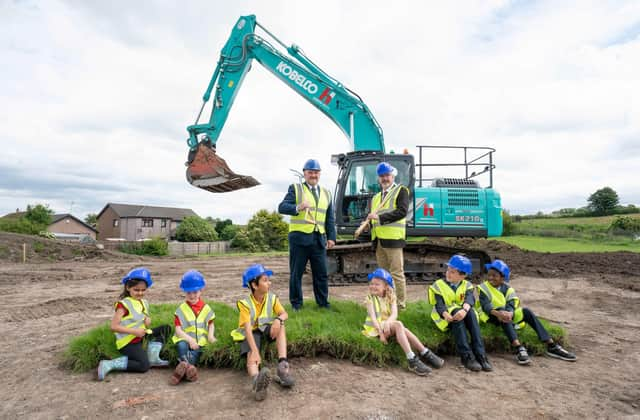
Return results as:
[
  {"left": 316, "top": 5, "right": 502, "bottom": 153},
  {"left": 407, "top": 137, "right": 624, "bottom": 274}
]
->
[
  {"left": 185, "top": 364, "right": 198, "bottom": 382},
  {"left": 546, "top": 343, "right": 577, "bottom": 362},
  {"left": 477, "top": 354, "right": 493, "bottom": 372},
  {"left": 407, "top": 356, "right": 431, "bottom": 376},
  {"left": 275, "top": 360, "right": 295, "bottom": 388},
  {"left": 516, "top": 346, "right": 531, "bottom": 365},
  {"left": 169, "top": 361, "right": 188, "bottom": 385},
  {"left": 253, "top": 367, "right": 271, "bottom": 401},
  {"left": 419, "top": 350, "right": 444, "bottom": 369},
  {"left": 461, "top": 353, "right": 482, "bottom": 372}
]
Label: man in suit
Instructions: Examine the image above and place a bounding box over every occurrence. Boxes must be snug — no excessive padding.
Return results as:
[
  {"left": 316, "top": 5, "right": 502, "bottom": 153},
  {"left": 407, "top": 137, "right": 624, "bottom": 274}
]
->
[{"left": 278, "top": 159, "right": 336, "bottom": 310}]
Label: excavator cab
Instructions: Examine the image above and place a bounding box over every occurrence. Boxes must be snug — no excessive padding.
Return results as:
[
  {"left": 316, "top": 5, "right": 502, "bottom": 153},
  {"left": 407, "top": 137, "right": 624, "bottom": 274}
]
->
[{"left": 185, "top": 137, "right": 260, "bottom": 193}]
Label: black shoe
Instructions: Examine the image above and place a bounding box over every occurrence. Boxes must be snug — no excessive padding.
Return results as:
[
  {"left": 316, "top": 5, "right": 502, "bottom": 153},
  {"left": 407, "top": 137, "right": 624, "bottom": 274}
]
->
[
  {"left": 420, "top": 350, "right": 444, "bottom": 369},
  {"left": 546, "top": 343, "right": 577, "bottom": 362},
  {"left": 461, "top": 354, "right": 481, "bottom": 372},
  {"left": 515, "top": 346, "right": 531, "bottom": 365},
  {"left": 292, "top": 306, "right": 302, "bottom": 312},
  {"left": 407, "top": 356, "right": 431, "bottom": 376},
  {"left": 477, "top": 354, "right": 493, "bottom": 372}
]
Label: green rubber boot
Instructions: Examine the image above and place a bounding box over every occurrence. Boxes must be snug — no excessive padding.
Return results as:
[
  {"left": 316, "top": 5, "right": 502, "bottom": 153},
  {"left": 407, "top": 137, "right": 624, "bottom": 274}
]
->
[
  {"left": 97, "top": 356, "right": 128, "bottom": 381},
  {"left": 147, "top": 341, "right": 169, "bottom": 367}
]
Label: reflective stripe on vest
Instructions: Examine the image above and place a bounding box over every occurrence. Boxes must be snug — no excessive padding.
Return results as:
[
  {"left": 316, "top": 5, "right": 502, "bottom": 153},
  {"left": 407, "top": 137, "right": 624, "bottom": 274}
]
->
[
  {"left": 371, "top": 184, "right": 407, "bottom": 241},
  {"left": 114, "top": 297, "right": 149, "bottom": 350},
  {"left": 476, "top": 281, "right": 525, "bottom": 329},
  {"left": 427, "top": 279, "right": 473, "bottom": 332},
  {"left": 362, "top": 295, "right": 391, "bottom": 335},
  {"left": 289, "top": 184, "right": 331, "bottom": 234},
  {"left": 230, "top": 292, "right": 277, "bottom": 342},
  {"left": 172, "top": 302, "right": 215, "bottom": 346}
]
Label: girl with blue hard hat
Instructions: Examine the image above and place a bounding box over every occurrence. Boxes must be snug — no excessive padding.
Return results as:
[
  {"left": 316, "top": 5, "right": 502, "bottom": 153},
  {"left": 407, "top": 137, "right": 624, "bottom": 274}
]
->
[
  {"left": 362, "top": 268, "right": 444, "bottom": 375},
  {"left": 478, "top": 259, "right": 577, "bottom": 365},
  {"left": 169, "top": 270, "right": 217, "bottom": 385},
  {"left": 98, "top": 267, "right": 172, "bottom": 381},
  {"left": 231, "top": 263, "right": 294, "bottom": 401}
]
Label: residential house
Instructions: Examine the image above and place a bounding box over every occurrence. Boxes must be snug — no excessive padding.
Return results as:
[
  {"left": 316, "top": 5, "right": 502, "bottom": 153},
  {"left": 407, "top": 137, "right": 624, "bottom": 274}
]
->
[
  {"left": 96, "top": 203, "right": 198, "bottom": 241},
  {"left": 49, "top": 214, "right": 98, "bottom": 239}
]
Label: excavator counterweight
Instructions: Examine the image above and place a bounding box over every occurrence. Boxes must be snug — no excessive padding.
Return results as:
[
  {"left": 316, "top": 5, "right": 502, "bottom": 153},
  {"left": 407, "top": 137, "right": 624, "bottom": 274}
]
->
[{"left": 186, "top": 142, "right": 259, "bottom": 193}]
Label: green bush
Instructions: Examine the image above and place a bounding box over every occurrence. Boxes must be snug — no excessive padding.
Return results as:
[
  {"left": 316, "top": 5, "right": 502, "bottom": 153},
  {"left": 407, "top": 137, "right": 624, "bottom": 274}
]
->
[
  {"left": 231, "top": 210, "right": 288, "bottom": 252},
  {"left": 0, "top": 217, "right": 46, "bottom": 235},
  {"left": 62, "top": 300, "right": 566, "bottom": 372},
  {"left": 609, "top": 216, "right": 640, "bottom": 235},
  {"left": 119, "top": 237, "right": 168, "bottom": 256},
  {"left": 502, "top": 209, "right": 515, "bottom": 236},
  {"left": 176, "top": 216, "right": 218, "bottom": 242}
]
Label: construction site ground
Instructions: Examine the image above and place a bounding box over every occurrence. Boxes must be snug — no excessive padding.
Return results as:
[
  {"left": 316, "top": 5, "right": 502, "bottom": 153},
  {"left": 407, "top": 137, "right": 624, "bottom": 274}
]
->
[{"left": 0, "top": 232, "right": 639, "bottom": 419}]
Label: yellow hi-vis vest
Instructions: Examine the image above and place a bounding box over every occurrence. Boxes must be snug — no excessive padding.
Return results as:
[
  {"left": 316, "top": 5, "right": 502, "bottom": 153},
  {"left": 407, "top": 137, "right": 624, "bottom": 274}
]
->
[
  {"left": 289, "top": 183, "right": 331, "bottom": 234},
  {"left": 230, "top": 292, "right": 277, "bottom": 342},
  {"left": 114, "top": 297, "right": 149, "bottom": 350},
  {"left": 427, "top": 279, "right": 474, "bottom": 332},
  {"left": 172, "top": 302, "right": 215, "bottom": 346},
  {"left": 362, "top": 294, "right": 392, "bottom": 336},
  {"left": 371, "top": 184, "right": 408, "bottom": 241},
  {"left": 476, "top": 281, "right": 525, "bottom": 329}
]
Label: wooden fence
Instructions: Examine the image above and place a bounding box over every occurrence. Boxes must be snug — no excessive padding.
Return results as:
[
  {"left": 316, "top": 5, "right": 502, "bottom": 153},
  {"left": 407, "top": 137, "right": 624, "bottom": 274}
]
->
[{"left": 167, "top": 241, "right": 231, "bottom": 256}]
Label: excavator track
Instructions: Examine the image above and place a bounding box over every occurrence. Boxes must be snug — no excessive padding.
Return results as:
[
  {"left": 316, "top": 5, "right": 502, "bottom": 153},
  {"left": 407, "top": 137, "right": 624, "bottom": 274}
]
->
[{"left": 326, "top": 240, "right": 491, "bottom": 286}]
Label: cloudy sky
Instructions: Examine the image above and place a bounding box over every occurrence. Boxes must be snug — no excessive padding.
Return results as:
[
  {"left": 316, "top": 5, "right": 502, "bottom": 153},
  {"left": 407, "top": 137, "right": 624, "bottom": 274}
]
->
[{"left": 2, "top": 1, "right": 639, "bottom": 223}]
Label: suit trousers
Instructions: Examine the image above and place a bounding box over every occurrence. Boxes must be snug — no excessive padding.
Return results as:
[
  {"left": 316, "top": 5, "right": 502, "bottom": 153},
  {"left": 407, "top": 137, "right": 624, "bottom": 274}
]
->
[{"left": 375, "top": 243, "right": 406, "bottom": 308}]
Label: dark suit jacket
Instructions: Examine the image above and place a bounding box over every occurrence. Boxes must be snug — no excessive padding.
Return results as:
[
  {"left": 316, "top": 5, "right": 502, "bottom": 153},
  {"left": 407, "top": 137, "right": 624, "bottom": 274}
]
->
[{"left": 278, "top": 183, "right": 337, "bottom": 246}]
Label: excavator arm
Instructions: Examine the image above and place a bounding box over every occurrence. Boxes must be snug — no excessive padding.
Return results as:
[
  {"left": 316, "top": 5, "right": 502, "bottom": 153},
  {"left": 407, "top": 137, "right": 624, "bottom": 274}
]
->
[{"left": 185, "top": 15, "right": 384, "bottom": 193}]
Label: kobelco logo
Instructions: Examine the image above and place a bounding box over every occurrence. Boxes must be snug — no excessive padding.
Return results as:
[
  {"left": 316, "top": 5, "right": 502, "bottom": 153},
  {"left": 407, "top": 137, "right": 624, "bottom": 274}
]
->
[{"left": 276, "top": 61, "right": 319, "bottom": 95}]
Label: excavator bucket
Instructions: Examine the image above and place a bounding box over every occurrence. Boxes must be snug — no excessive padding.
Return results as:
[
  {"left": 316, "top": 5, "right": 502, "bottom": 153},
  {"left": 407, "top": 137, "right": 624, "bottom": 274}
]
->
[{"left": 186, "top": 142, "right": 260, "bottom": 193}]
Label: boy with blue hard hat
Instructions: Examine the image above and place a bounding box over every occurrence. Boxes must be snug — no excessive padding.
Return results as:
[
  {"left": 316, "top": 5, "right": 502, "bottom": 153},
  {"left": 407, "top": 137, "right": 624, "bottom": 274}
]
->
[
  {"left": 169, "top": 270, "right": 216, "bottom": 385},
  {"left": 428, "top": 255, "right": 492, "bottom": 372},
  {"left": 231, "top": 264, "right": 294, "bottom": 401},
  {"left": 278, "top": 158, "right": 336, "bottom": 311},
  {"left": 478, "top": 259, "right": 577, "bottom": 365}
]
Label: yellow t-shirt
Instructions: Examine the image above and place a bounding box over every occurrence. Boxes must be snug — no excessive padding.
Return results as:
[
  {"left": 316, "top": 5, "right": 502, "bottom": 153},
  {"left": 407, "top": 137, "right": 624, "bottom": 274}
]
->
[{"left": 238, "top": 293, "right": 285, "bottom": 330}]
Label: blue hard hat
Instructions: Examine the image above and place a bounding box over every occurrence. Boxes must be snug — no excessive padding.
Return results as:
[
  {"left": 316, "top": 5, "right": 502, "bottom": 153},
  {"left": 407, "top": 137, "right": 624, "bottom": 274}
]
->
[
  {"left": 376, "top": 162, "right": 394, "bottom": 176},
  {"left": 180, "top": 270, "right": 206, "bottom": 292},
  {"left": 242, "top": 264, "right": 273, "bottom": 288},
  {"left": 485, "top": 259, "right": 511, "bottom": 281},
  {"left": 303, "top": 159, "right": 321, "bottom": 171},
  {"left": 447, "top": 255, "right": 472, "bottom": 276},
  {"left": 368, "top": 268, "right": 394, "bottom": 288},
  {"left": 121, "top": 267, "right": 153, "bottom": 288}
]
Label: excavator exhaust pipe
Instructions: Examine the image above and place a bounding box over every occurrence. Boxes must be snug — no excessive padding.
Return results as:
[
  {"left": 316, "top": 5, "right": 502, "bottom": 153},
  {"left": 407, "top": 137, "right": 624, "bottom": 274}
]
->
[{"left": 186, "top": 142, "right": 260, "bottom": 193}]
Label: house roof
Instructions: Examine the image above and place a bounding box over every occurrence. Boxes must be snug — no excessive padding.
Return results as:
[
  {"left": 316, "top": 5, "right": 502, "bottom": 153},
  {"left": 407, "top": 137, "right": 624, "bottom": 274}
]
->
[
  {"left": 51, "top": 214, "right": 98, "bottom": 232},
  {"left": 97, "top": 203, "right": 198, "bottom": 221}
]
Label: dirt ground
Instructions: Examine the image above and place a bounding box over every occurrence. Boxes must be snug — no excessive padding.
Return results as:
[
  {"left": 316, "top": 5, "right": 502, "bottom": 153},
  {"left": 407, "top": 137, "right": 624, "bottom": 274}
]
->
[{"left": 1, "top": 234, "right": 639, "bottom": 419}]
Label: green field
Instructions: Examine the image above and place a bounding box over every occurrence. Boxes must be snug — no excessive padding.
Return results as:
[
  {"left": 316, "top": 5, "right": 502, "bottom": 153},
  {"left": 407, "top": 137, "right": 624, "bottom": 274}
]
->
[{"left": 494, "top": 235, "right": 640, "bottom": 253}]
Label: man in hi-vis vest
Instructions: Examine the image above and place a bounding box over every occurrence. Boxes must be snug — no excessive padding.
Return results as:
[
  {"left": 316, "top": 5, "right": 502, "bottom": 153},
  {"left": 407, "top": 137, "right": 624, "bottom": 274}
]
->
[
  {"left": 365, "top": 162, "right": 409, "bottom": 309},
  {"left": 278, "top": 159, "right": 336, "bottom": 311}
]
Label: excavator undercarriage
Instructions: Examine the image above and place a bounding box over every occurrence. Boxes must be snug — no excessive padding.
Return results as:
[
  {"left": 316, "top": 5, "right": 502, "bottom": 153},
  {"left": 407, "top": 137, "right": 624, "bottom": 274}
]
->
[{"left": 326, "top": 240, "right": 491, "bottom": 286}]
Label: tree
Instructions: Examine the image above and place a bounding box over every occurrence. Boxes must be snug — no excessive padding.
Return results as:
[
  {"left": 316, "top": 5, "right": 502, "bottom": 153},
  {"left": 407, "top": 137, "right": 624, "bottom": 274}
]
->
[
  {"left": 502, "top": 209, "right": 515, "bottom": 236},
  {"left": 84, "top": 213, "right": 98, "bottom": 227},
  {"left": 587, "top": 187, "right": 619, "bottom": 215},
  {"left": 25, "top": 204, "right": 53, "bottom": 225},
  {"left": 230, "top": 210, "right": 288, "bottom": 251},
  {"left": 219, "top": 223, "right": 240, "bottom": 241},
  {"left": 215, "top": 218, "right": 233, "bottom": 236},
  {"left": 175, "top": 216, "right": 219, "bottom": 242}
]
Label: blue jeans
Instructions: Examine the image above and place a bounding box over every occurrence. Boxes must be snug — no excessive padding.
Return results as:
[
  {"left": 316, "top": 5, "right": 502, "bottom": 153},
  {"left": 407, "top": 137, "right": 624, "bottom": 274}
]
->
[
  {"left": 449, "top": 308, "right": 486, "bottom": 358},
  {"left": 176, "top": 340, "right": 202, "bottom": 365}
]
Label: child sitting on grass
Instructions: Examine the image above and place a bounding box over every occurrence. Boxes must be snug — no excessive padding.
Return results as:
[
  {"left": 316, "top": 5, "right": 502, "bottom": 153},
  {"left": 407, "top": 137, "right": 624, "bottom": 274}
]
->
[
  {"left": 98, "top": 267, "right": 171, "bottom": 381},
  {"left": 478, "top": 259, "right": 577, "bottom": 365},
  {"left": 231, "top": 264, "right": 294, "bottom": 401},
  {"left": 428, "top": 255, "right": 492, "bottom": 372},
  {"left": 170, "top": 270, "right": 216, "bottom": 385},
  {"left": 363, "top": 268, "right": 444, "bottom": 375}
]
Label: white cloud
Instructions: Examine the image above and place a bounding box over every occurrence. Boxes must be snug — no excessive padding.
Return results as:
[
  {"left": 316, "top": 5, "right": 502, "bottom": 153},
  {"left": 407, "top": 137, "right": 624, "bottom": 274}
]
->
[{"left": 1, "top": 0, "right": 639, "bottom": 223}]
